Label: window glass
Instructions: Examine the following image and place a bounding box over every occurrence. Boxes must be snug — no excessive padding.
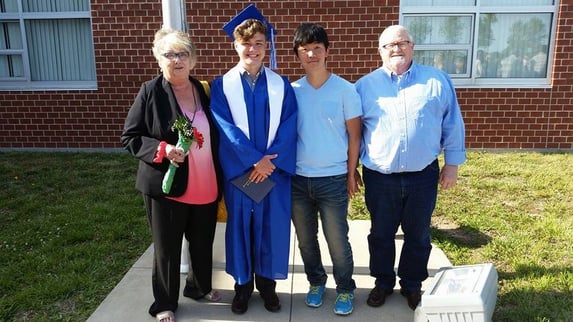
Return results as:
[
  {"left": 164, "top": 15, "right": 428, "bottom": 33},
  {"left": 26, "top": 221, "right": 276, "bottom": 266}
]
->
[
  {"left": 0, "top": 54, "right": 23, "bottom": 77},
  {"left": 480, "top": 0, "right": 553, "bottom": 5},
  {"left": 0, "top": 0, "right": 95, "bottom": 89},
  {"left": 0, "top": 20, "right": 23, "bottom": 79},
  {"left": 0, "top": 21, "right": 22, "bottom": 49},
  {"left": 23, "top": 0, "right": 89, "bottom": 12},
  {"left": 403, "top": 0, "right": 475, "bottom": 6},
  {"left": 414, "top": 50, "right": 469, "bottom": 76},
  {"left": 0, "top": 0, "right": 19, "bottom": 13},
  {"left": 404, "top": 16, "right": 472, "bottom": 45},
  {"left": 478, "top": 13, "right": 552, "bottom": 78},
  {"left": 26, "top": 19, "right": 95, "bottom": 81},
  {"left": 402, "top": 1, "right": 557, "bottom": 86}
]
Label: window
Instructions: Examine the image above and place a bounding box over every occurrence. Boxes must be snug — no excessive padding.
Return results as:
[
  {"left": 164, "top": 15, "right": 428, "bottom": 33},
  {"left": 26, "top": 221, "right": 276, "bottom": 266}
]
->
[
  {"left": 0, "top": 0, "right": 96, "bottom": 90},
  {"left": 401, "top": 0, "right": 558, "bottom": 88}
]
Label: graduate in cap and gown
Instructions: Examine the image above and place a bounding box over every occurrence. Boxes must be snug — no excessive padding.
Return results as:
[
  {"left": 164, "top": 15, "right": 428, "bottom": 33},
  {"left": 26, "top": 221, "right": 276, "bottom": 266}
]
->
[{"left": 209, "top": 4, "right": 298, "bottom": 315}]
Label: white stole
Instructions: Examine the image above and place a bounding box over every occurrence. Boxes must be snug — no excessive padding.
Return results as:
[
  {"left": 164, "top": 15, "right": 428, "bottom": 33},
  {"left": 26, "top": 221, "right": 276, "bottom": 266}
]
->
[{"left": 222, "top": 65, "right": 284, "bottom": 148}]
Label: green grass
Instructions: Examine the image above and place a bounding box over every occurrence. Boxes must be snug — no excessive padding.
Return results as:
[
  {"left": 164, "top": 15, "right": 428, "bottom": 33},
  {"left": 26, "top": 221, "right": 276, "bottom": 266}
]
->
[
  {"left": 0, "top": 152, "right": 150, "bottom": 321},
  {"left": 430, "top": 152, "right": 573, "bottom": 322},
  {"left": 1, "top": 151, "right": 572, "bottom": 321},
  {"left": 351, "top": 151, "right": 573, "bottom": 321}
]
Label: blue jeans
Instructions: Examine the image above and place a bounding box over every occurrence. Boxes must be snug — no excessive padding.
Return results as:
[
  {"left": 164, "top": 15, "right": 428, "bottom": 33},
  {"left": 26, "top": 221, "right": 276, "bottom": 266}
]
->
[
  {"left": 363, "top": 160, "right": 439, "bottom": 292},
  {"left": 291, "top": 174, "right": 356, "bottom": 293}
]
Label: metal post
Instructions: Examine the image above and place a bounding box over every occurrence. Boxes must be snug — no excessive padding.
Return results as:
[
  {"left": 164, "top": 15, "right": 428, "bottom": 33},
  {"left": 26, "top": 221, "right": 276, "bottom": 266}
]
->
[
  {"left": 162, "top": 0, "right": 187, "bottom": 31},
  {"left": 161, "top": 0, "right": 191, "bottom": 274}
]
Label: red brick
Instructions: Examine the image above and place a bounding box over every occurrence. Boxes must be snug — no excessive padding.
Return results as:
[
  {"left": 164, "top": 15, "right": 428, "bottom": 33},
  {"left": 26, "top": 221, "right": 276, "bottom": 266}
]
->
[{"left": 0, "top": 0, "right": 571, "bottom": 150}]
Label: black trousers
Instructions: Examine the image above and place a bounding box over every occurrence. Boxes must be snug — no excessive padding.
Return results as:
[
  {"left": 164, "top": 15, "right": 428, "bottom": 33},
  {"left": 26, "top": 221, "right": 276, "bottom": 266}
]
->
[{"left": 144, "top": 194, "right": 218, "bottom": 317}]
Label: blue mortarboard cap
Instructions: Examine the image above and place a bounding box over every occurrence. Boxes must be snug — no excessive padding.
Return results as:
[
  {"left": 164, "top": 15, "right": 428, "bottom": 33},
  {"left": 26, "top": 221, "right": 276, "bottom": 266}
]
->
[{"left": 222, "top": 4, "right": 278, "bottom": 69}]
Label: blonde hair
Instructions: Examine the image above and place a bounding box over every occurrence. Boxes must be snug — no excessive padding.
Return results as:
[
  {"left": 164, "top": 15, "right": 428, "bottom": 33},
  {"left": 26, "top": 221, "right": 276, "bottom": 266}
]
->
[{"left": 152, "top": 28, "right": 197, "bottom": 69}]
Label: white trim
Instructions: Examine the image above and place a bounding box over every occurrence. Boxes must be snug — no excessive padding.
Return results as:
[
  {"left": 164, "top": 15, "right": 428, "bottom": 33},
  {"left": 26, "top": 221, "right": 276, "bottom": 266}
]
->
[{"left": 222, "top": 65, "right": 284, "bottom": 148}]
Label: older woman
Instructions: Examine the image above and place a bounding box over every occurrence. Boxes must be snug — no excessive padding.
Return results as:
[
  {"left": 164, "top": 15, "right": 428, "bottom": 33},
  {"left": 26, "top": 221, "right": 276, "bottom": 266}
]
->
[{"left": 121, "top": 28, "right": 222, "bottom": 322}]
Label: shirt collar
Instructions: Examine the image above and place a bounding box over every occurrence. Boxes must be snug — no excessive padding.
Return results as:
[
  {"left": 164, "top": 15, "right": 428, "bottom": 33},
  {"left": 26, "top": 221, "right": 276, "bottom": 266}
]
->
[
  {"left": 238, "top": 65, "right": 264, "bottom": 79},
  {"left": 382, "top": 62, "right": 415, "bottom": 82}
]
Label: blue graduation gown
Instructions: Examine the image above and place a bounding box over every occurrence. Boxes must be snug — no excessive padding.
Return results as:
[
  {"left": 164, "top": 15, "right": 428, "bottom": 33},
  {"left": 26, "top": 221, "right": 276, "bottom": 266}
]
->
[{"left": 211, "top": 70, "right": 297, "bottom": 284}]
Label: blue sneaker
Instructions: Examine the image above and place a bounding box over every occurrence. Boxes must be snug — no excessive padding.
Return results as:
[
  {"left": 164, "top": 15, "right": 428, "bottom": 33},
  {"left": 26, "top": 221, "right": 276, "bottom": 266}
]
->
[
  {"left": 334, "top": 292, "right": 354, "bottom": 315},
  {"left": 305, "top": 285, "right": 325, "bottom": 307}
]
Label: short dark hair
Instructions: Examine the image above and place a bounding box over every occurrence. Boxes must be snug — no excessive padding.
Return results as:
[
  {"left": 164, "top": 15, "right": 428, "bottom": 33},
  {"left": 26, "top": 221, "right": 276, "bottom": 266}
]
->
[{"left": 292, "top": 23, "right": 329, "bottom": 55}]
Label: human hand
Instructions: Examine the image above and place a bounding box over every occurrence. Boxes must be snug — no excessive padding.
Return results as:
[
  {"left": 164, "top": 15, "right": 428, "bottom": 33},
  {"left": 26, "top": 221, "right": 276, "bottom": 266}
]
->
[
  {"left": 347, "top": 169, "right": 363, "bottom": 197},
  {"left": 250, "top": 154, "right": 278, "bottom": 183},
  {"left": 439, "top": 164, "right": 458, "bottom": 190},
  {"left": 165, "top": 144, "right": 186, "bottom": 168}
]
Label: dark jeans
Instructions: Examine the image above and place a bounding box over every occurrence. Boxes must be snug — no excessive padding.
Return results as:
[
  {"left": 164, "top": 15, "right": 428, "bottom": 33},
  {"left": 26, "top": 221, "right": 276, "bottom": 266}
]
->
[
  {"left": 362, "top": 160, "right": 439, "bottom": 292},
  {"left": 291, "top": 174, "right": 356, "bottom": 293}
]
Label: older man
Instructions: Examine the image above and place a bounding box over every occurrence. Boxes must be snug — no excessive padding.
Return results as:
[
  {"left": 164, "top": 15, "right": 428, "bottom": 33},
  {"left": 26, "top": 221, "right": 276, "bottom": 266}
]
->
[{"left": 355, "top": 25, "right": 466, "bottom": 311}]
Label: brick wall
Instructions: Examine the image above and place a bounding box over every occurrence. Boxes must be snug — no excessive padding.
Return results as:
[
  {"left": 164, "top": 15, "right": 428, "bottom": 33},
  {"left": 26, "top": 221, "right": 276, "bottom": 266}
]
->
[
  {"left": 0, "top": 0, "right": 571, "bottom": 150},
  {"left": 0, "top": 0, "right": 162, "bottom": 149}
]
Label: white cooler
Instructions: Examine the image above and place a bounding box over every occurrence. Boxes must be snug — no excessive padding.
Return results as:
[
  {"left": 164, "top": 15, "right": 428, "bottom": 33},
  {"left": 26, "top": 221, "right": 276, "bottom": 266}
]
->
[{"left": 414, "top": 263, "right": 498, "bottom": 322}]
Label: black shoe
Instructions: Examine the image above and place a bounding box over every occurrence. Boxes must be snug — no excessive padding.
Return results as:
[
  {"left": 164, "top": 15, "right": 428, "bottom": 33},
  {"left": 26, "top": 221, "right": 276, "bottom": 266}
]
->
[
  {"left": 231, "top": 292, "right": 250, "bottom": 314},
  {"left": 400, "top": 288, "right": 421, "bottom": 310},
  {"left": 254, "top": 275, "right": 281, "bottom": 312},
  {"left": 366, "top": 286, "right": 393, "bottom": 307},
  {"left": 231, "top": 281, "right": 253, "bottom": 314},
  {"left": 260, "top": 290, "right": 281, "bottom": 312}
]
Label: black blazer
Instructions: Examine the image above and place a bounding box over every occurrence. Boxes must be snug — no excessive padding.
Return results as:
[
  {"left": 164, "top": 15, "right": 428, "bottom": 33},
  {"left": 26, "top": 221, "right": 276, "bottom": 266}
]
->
[{"left": 121, "top": 74, "right": 223, "bottom": 199}]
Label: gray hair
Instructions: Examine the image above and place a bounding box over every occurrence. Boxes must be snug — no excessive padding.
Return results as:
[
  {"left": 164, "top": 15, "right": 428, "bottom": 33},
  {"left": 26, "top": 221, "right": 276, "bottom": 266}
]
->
[{"left": 378, "top": 25, "right": 414, "bottom": 50}]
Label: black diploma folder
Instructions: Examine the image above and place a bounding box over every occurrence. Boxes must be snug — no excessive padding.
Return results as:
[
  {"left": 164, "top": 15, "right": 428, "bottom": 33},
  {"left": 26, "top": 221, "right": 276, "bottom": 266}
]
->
[{"left": 230, "top": 172, "right": 275, "bottom": 203}]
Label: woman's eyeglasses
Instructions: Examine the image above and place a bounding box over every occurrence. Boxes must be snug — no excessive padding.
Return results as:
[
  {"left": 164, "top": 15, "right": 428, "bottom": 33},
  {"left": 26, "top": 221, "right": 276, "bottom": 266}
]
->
[{"left": 162, "top": 51, "right": 190, "bottom": 60}]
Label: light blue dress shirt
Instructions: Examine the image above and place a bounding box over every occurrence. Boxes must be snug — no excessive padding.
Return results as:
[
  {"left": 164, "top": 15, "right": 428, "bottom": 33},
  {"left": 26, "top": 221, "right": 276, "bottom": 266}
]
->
[{"left": 355, "top": 62, "right": 466, "bottom": 174}]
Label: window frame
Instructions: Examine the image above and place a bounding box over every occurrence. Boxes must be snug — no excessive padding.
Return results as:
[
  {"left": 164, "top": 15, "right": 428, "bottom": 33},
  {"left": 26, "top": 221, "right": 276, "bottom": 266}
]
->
[
  {"left": 400, "top": 1, "right": 559, "bottom": 88},
  {"left": 0, "top": 1, "right": 96, "bottom": 91}
]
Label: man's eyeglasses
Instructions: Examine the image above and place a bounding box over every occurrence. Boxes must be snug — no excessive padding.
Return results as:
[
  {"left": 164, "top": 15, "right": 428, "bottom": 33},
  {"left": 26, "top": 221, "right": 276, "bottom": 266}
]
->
[
  {"left": 162, "top": 51, "right": 190, "bottom": 60},
  {"left": 381, "top": 41, "right": 411, "bottom": 50}
]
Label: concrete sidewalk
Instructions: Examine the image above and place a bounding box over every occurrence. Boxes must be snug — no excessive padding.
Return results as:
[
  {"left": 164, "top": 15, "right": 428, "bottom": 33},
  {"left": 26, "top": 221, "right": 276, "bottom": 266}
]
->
[{"left": 87, "top": 220, "right": 451, "bottom": 321}]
